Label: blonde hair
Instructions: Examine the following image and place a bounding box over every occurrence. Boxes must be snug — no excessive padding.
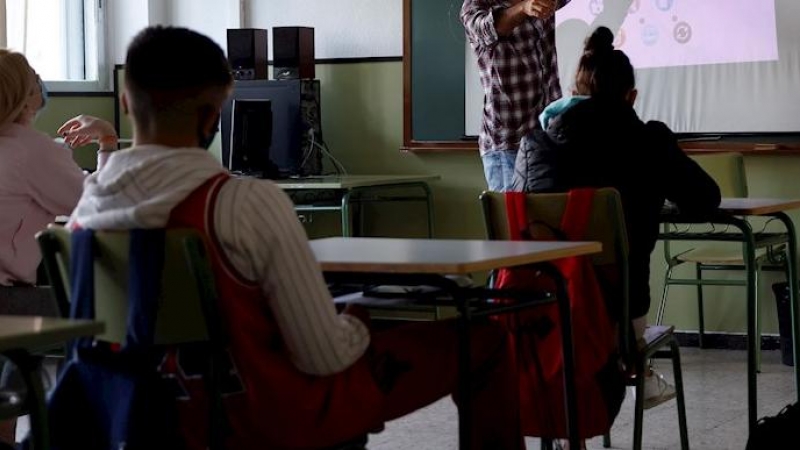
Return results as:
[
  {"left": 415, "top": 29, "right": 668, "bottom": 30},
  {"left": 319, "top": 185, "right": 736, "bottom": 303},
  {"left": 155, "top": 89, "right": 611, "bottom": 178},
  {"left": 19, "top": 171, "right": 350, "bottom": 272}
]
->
[{"left": 0, "top": 49, "right": 36, "bottom": 128}]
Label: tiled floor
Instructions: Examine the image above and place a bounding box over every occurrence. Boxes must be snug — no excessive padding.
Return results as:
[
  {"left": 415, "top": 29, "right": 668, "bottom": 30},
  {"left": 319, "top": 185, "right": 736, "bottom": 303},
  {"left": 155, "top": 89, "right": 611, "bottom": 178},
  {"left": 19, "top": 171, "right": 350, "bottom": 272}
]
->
[{"left": 367, "top": 347, "right": 796, "bottom": 450}]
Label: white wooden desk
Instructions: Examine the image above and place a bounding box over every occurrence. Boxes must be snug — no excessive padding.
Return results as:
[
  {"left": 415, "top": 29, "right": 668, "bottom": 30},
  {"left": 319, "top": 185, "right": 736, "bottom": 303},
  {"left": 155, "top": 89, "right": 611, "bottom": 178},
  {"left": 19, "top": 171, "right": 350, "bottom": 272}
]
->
[
  {"left": 277, "top": 175, "right": 440, "bottom": 237},
  {"left": 660, "top": 197, "right": 800, "bottom": 432},
  {"left": 0, "top": 316, "right": 104, "bottom": 450},
  {"left": 312, "top": 237, "right": 599, "bottom": 274},
  {"left": 311, "top": 237, "right": 601, "bottom": 450}
]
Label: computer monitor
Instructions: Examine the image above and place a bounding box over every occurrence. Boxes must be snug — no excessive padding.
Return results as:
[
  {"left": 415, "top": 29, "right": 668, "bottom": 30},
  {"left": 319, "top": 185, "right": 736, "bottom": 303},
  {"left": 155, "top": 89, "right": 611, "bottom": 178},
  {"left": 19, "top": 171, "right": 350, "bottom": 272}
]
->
[
  {"left": 229, "top": 99, "right": 275, "bottom": 177},
  {"left": 221, "top": 80, "right": 302, "bottom": 178}
]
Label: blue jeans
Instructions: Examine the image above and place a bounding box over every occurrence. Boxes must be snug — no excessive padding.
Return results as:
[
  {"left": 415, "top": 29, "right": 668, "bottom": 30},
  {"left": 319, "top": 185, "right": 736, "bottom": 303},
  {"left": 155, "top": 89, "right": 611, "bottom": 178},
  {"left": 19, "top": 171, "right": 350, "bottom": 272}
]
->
[{"left": 481, "top": 148, "right": 518, "bottom": 192}]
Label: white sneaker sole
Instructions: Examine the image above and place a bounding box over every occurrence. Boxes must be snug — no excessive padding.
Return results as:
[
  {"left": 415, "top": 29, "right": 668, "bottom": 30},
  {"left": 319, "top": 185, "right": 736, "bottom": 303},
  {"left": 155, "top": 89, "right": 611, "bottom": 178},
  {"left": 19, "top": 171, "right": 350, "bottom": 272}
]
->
[{"left": 642, "top": 389, "right": 677, "bottom": 409}]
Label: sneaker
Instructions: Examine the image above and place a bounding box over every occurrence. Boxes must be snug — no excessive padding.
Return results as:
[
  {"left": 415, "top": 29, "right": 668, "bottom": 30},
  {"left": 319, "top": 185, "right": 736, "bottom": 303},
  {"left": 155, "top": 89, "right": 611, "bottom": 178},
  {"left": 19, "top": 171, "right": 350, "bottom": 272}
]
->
[
  {"left": 554, "top": 439, "right": 587, "bottom": 450},
  {"left": 633, "top": 370, "right": 676, "bottom": 409}
]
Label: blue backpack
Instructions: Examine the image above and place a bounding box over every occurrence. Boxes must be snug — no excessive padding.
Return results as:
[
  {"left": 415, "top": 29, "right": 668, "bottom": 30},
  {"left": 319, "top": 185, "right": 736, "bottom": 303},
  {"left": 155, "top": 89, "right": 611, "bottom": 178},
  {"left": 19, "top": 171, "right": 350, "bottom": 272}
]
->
[{"left": 46, "top": 229, "right": 185, "bottom": 450}]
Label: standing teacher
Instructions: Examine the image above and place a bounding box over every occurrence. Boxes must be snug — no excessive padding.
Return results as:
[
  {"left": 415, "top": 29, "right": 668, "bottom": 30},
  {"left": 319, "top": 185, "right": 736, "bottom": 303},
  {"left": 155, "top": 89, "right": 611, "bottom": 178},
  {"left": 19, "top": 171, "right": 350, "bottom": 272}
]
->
[{"left": 461, "top": 0, "right": 570, "bottom": 192}]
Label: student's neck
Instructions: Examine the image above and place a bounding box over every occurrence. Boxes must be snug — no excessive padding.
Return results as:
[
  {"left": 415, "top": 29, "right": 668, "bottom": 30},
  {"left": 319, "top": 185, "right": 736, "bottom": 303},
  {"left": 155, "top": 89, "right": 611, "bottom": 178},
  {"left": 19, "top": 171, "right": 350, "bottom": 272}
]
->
[{"left": 133, "top": 132, "right": 199, "bottom": 149}]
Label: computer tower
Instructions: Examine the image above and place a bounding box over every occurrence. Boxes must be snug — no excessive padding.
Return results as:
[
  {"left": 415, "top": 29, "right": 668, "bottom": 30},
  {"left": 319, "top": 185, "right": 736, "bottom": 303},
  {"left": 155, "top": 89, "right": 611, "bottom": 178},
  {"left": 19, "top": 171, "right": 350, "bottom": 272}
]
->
[
  {"left": 273, "top": 27, "right": 315, "bottom": 80},
  {"left": 227, "top": 28, "right": 268, "bottom": 80},
  {"left": 221, "top": 79, "right": 322, "bottom": 178}
]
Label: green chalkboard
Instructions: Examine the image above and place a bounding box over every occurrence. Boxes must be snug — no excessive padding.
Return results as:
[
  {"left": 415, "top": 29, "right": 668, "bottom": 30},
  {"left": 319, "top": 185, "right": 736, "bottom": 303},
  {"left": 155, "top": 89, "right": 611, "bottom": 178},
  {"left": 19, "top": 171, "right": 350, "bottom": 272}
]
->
[{"left": 405, "top": 0, "right": 475, "bottom": 151}]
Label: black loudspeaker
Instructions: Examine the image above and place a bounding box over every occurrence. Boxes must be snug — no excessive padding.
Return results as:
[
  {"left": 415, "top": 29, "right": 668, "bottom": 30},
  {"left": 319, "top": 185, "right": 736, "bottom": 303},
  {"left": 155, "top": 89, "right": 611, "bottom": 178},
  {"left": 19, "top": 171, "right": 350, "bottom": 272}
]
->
[
  {"left": 273, "top": 27, "right": 315, "bottom": 80},
  {"left": 227, "top": 28, "right": 268, "bottom": 80}
]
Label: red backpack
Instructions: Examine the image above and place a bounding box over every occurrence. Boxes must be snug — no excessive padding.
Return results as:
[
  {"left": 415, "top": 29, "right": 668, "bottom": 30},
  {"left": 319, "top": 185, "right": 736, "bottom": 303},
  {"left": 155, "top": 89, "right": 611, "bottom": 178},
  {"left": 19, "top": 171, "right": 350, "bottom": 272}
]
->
[{"left": 494, "top": 188, "right": 626, "bottom": 439}]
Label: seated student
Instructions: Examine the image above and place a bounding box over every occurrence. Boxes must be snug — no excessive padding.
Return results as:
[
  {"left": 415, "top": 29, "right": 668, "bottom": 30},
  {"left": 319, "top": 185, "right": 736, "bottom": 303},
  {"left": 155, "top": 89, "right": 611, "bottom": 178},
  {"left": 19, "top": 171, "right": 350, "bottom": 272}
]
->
[
  {"left": 0, "top": 49, "right": 118, "bottom": 448},
  {"left": 0, "top": 50, "right": 118, "bottom": 287},
  {"left": 513, "top": 26, "right": 721, "bottom": 408},
  {"left": 67, "top": 26, "right": 524, "bottom": 450}
]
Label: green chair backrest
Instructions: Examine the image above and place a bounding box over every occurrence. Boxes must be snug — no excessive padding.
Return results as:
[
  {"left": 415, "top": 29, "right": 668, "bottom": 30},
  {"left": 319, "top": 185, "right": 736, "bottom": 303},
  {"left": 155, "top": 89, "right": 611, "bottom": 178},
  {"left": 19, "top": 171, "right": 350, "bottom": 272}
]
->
[
  {"left": 480, "top": 188, "right": 628, "bottom": 268},
  {"left": 36, "top": 227, "right": 217, "bottom": 346},
  {"left": 480, "top": 188, "right": 631, "bottom": 353},
  {"left": 690, "top": 152, "right": 748, "bottom": 198}
]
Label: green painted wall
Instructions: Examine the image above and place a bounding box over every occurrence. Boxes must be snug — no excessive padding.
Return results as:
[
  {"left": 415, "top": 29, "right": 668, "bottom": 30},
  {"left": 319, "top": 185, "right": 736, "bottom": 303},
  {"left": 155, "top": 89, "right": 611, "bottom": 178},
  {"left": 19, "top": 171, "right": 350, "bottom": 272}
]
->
[{"left": 46, "top": 61, "right": 800, "bottom": 338}]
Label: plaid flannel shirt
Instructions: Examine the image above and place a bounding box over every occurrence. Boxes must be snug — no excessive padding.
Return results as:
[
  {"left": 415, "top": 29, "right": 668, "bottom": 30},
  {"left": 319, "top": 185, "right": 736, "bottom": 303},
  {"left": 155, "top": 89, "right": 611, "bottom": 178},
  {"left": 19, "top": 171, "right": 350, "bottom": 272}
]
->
[{"left": 462, "top": 0, "right": 570, "bottom": 155}]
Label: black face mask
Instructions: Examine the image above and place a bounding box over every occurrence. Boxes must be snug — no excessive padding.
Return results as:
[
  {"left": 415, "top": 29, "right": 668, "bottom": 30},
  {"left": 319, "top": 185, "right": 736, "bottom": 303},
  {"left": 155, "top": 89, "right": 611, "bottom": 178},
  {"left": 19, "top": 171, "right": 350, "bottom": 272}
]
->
[{"left": 198, "top": 114, "right": 220, "bottom": 150}]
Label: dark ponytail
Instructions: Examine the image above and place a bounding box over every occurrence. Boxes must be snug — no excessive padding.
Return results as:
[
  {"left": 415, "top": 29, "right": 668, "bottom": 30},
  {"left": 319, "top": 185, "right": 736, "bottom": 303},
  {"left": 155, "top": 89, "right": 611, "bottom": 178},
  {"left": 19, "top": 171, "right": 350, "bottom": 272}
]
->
[{"left": 574, "top": 26, "right": 635, "bottom": 101}]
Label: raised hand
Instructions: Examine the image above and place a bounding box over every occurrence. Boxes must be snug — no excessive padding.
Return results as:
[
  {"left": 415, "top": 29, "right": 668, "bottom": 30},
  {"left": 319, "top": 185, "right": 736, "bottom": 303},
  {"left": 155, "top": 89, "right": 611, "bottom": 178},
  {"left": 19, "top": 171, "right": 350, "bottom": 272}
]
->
[
  {"left": 57, "top": 115, "right": 118, "bottom": 150},
  {"left": 521, "top": 0, "right": 557, "bottom": 20}
]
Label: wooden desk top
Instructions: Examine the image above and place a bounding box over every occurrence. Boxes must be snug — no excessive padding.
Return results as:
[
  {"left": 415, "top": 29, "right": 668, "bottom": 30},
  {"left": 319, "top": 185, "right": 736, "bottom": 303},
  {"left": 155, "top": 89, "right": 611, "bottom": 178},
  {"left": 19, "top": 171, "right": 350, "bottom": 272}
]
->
[
  {"left": 0, "top": 316, "right": 104, "bottom": 353},
  {"left": 719, "top": 198, "right": 800, "bottom": 216},
  {"left": 310, "top": 237, "right": 601, "bottom": 274},
  {"left": 276, "top": 174, "right": 440, "bottom": 190}
]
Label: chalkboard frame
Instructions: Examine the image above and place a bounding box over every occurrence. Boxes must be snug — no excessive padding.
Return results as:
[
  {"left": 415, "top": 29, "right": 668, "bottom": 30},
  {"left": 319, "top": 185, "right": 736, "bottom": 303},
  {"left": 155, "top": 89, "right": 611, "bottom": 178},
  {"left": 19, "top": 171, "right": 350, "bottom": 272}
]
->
[{"left": 402, "top": 0, "right": 478, "bottom": 153}]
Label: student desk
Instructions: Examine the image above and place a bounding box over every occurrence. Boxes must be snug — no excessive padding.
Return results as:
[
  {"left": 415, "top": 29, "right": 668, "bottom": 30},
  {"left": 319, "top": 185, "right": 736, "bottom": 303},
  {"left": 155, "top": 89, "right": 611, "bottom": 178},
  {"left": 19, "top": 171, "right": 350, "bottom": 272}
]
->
[
  {"left": 0, "top": 316, "right": 104, "bottom": 450},
  {"left": 659, "top": 198, "right": 800, "bottom": 432},
  {"left": 311, "top": 237, "right": 602, "bottom": 450},
  {"left": 276, "top": 175, "right": 439, "bottom": 237}
]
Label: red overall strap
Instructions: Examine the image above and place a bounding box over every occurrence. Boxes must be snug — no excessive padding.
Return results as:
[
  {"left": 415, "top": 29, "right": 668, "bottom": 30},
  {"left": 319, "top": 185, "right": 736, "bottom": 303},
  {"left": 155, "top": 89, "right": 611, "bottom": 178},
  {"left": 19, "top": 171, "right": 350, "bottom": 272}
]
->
[
  {"left": 504, "top": 189, "right": 595, "bottom": 241},
  {"left": 504, "top": 192, "right": 529, "bottom": 241},
  {"left": 559, "top": 188, "right": 596, "bottom": 241}
]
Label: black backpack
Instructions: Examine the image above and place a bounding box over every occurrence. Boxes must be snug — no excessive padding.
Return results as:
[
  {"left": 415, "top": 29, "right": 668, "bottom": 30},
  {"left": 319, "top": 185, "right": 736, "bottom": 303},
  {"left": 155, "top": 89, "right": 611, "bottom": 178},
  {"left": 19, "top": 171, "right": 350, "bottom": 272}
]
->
[{"left": 746, "top": 402, "right": 800, "bottom": 449}]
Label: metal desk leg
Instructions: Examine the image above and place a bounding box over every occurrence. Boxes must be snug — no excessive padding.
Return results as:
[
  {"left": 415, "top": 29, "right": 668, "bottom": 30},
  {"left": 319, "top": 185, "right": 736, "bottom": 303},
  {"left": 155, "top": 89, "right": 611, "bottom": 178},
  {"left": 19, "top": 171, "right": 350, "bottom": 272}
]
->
[
  {"left": 341, "top": 190, "right": 352, "bottom": 237},
  {"left": 539, "top": 264, "right": 580, "bottom": 448},
  {"left": 775, "top": 212, "right": 800, "bottom": 399},
  {"left": 741, "top": 222, "right": 758, "bottom": 431},
  {"left": 5, "top": 349, "right": 48, "bottom": 450},
  {"left": 421, "top": 182, "right": 435, "bottom": 238}
]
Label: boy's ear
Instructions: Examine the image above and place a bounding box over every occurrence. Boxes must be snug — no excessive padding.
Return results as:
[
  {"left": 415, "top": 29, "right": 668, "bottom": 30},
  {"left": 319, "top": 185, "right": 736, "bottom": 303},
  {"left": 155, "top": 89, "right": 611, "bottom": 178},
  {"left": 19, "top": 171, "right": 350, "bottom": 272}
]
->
[
  {"left": 627, "top": 88, "right": 638, "bottom": 106},
  {"left": 120, "top": 91, "right": 130, "bottom": 116},
  {"left": 199, "top": 105, "right": 221, "bottom": 134}
]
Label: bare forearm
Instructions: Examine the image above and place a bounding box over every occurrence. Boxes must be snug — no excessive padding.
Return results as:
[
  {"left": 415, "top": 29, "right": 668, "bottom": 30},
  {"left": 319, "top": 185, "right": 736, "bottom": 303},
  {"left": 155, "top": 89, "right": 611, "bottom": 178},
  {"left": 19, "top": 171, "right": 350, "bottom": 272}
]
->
[{"left": 495, "top": 4, "right": 529, "bottom": 36}]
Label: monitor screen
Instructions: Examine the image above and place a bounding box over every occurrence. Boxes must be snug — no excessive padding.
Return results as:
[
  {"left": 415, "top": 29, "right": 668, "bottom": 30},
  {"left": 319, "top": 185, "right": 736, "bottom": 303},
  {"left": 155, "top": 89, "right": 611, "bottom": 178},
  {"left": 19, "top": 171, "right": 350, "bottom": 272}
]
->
[
  {"left": 221, "top": 80, "right": 302, "bottom": 178},
  {"left": 229, "top": 99, "right": 274, "bottom": 176}
]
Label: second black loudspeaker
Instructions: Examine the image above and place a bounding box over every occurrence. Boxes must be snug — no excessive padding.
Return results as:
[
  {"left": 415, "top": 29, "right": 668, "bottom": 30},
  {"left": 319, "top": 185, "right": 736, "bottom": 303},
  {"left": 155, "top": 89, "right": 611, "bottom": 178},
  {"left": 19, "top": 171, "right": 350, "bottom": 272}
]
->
[{"left": 273, "top": 27, "right": 315, "bottom": 80}]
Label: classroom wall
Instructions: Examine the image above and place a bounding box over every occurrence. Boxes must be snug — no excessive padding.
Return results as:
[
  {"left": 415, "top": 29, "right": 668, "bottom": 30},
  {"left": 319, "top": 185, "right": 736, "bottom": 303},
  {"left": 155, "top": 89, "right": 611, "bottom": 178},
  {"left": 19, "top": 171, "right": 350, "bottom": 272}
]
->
[{"left": 43, "top": 60, "right": 800, "bottom": 339}]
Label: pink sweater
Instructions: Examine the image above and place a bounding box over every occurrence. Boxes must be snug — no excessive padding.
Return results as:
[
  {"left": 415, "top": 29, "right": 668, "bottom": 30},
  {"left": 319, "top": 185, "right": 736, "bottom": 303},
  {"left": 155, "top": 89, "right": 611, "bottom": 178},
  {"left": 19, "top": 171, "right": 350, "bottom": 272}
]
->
[{"left": 0, "top": 123, "right": 99, "bottom": 285}]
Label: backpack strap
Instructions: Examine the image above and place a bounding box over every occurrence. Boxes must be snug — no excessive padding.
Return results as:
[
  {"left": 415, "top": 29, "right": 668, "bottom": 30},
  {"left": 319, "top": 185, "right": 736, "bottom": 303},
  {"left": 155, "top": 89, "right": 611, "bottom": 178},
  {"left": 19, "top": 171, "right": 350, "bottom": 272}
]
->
[
  {"left": 126, "top": 229, "right": 166, "bottom": 349},
  {"left": 505, "top": 189, "right": 596, "bottom": 241},
  {"left": 68, "top": 229, "right": 97, "bottom": 353},
  {"left": 68, "top": 228, "right": 167, "bottom": 351},
  {"left": 560, "top": 188, "right": 596, "bottom": 241},
  {"left": 504, "top": 192, "right": 529, "bottom": 241}
]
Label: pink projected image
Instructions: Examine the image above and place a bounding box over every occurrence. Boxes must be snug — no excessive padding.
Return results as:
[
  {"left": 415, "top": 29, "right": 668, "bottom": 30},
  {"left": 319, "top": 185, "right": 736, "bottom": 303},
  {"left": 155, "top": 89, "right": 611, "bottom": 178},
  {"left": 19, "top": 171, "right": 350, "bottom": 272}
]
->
[{"left": 556, "top": 0, "right": 779, "bottom": 69}]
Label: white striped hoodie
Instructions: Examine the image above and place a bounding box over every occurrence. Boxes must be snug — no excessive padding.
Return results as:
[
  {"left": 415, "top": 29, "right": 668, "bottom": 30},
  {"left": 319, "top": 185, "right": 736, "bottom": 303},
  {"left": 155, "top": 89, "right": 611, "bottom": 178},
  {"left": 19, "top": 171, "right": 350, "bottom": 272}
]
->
[{"left": 68, "top": 145, "right": 370, "bottom": 376}]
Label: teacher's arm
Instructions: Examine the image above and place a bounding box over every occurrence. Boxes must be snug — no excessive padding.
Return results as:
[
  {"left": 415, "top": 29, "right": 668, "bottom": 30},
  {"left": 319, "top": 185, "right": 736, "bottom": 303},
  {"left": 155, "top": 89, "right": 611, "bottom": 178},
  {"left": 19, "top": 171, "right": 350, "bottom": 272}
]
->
[{"left": 461, "top": 0, "right": 556, "bottom": 45}]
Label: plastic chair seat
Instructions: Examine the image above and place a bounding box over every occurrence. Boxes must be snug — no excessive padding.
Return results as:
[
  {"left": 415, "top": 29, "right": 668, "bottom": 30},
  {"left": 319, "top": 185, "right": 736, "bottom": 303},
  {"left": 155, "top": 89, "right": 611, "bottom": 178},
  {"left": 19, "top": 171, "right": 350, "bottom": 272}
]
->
[
  {"left": 675, "top": 246, "right": 768, "bottom": 265},
  {"left": 643, "top": 325, "right": 675, "bottom": 346}
]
